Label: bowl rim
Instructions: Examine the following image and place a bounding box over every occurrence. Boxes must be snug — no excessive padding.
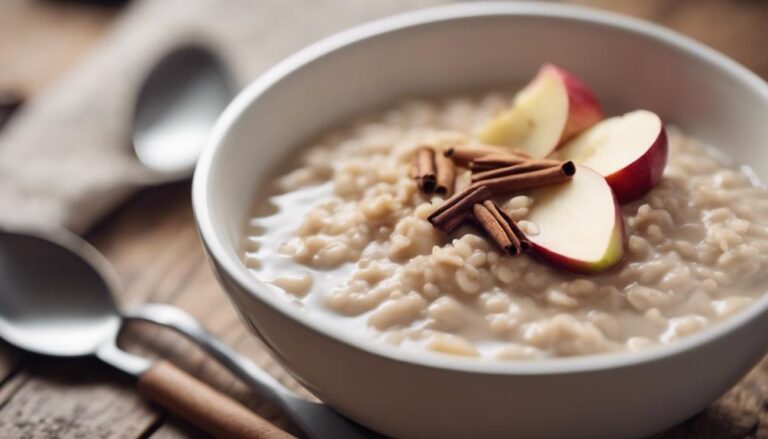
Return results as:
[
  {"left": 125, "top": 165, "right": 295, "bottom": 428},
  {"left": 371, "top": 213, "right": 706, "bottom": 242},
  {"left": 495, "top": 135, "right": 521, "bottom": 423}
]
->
[{"left": 193, "top": 1, "right": 768, "bottom": 375}]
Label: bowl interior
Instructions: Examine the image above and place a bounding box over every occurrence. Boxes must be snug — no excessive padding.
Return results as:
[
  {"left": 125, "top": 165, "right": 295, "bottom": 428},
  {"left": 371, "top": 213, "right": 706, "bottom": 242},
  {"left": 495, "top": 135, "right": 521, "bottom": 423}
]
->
[{"left": 194, "top": 3, "right": 768, "bottom": 370}]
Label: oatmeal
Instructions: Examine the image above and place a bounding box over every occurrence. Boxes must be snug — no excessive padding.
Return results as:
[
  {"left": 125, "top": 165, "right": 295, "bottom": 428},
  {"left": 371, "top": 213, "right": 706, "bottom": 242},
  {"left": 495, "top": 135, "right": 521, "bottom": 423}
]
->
[{"left": 241, "top": 92, "right": 768, "bottom": 360}]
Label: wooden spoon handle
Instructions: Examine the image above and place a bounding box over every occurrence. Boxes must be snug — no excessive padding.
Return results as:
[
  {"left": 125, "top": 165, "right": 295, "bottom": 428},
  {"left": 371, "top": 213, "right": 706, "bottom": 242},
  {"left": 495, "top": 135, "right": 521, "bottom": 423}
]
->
[{"left": 138, "top": 360, "right": 295, "bottom": 439}]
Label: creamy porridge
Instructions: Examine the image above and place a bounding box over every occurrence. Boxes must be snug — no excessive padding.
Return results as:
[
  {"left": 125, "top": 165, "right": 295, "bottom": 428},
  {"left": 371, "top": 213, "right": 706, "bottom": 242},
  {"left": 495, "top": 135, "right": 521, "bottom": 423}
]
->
[{"left": 240, "top": 85, "right": 768, "bottom": 360}]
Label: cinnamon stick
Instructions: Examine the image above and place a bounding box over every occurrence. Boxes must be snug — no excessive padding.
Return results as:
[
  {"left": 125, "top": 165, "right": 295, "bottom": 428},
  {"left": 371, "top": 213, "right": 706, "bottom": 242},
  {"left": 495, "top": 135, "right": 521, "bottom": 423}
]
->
[
  {"left": 0, "top": 90, "right": 23, "bottom": 130},
  {"left": 471, "top": 159, "right": 563, "bottom": 183},
  {"left": 469, "top": 154, "right": 529, "bottom": 172},
  {"left": 481, "top": 200, "right": 531, "bottom": 252},
  {"left": 444, "top": 145, "right": 529, "bottom": 167},
  {"left": 409, "top": 154, "right": 419, "bottom": 179},
  {"left": 435, "top": 152, "right": 456, "bottom": 196},
  {"left": 471, "top": 161, "right": 576, "bottom": 195},
  {"left": 413, "top": 147, "right": 436, "bottom": 193},
  {"left": 511, "top": 149, "right": 531, "bottom": 158},
  {"left": 473, "top": 203, "right": 521, "bottom": 256},
  {"left": 428, "top": 185, "right": 491, "bottom": 233}
]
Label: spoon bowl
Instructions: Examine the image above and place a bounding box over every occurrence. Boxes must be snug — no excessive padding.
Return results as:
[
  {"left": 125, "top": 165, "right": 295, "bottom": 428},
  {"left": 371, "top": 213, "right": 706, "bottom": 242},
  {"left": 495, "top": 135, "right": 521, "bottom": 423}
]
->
[
  {"left": 132, "top": 45, "right": 234, "bottom": 180},
  {"left": 0, "top": 228, "right": 121, "bottom": 357}
]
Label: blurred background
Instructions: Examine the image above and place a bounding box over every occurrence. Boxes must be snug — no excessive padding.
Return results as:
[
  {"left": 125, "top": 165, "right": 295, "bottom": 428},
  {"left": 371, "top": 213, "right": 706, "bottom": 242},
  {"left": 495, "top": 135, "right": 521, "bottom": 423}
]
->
[
  {"left": 0, "top": 1, "right": 766, "bottom": 438},
  {"left": 2, "top": 0, "right": 767, "bottom": 111}
]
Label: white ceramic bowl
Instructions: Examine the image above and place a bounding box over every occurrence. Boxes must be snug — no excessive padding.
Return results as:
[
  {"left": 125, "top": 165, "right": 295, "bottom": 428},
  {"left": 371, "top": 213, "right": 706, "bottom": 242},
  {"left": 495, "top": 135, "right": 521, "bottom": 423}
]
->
[{"left": 193, "top": 3, "right": 768, "bottom": 438}]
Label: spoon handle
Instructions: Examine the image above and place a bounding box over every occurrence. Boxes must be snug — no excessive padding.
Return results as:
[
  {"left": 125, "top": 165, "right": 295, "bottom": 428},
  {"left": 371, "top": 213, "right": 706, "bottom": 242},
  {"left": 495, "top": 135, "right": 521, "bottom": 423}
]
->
[
  {"left": 127, "top": 303, "right": 296, "bottom": 406},
  {"left": 138, "top": 360, "right": 295, "bottom": 439}
]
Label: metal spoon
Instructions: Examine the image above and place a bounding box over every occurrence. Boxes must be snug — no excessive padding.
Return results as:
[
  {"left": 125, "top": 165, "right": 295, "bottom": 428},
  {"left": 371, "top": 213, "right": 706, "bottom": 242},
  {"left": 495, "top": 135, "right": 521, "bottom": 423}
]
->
[
  {"left": 0, "top": 226, "right": 291, "bottom": 439},
  {"left": 132, "top": 45, "right": 234, "bottom": 180},
  {"left": 0, "top": 226, "right": 381, "bottom": 439}
]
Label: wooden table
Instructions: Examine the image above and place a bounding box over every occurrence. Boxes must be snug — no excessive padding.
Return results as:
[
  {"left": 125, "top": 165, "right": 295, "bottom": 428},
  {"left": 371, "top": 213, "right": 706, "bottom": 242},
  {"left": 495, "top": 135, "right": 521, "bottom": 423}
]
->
[{"left": 0, "top": 1, "right": 766, "bottom": 437}]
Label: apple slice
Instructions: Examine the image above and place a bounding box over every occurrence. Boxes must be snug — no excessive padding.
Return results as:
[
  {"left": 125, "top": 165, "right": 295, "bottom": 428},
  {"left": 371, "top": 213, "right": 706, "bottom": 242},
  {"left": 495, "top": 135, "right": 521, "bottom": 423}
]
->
[
  {"left": 477, "top": 64, "right": 603, "bottom": 158},
  {"left": 555, "top": 110, "right": 668, "bottom": 203},
  {"left": 525, "top": 165, "right": 625, "bottom": 274}
]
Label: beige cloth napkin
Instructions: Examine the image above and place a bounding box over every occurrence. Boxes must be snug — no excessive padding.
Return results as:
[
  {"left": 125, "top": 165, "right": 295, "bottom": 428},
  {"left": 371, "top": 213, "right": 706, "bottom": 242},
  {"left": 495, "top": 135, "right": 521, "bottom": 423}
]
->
[{"left": 0, "top": 0, "right": 450, "bottom": 233}]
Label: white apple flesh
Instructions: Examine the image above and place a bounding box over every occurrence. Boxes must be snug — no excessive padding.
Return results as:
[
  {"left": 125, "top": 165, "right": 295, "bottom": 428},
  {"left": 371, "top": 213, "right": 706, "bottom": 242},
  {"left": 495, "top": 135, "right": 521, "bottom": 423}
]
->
[
  {"left": 555, "top": 110, "right": 668, "bottom": 203},
  {"left": 477, "top": 64, "right": 603, "bottom": 158},
  {"left": 525, "top": 165, "right": 625, "bottom": 274}
]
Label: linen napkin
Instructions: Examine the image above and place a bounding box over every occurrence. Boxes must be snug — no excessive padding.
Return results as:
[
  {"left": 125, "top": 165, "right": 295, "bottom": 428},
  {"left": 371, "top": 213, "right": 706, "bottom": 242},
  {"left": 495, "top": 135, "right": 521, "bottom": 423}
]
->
[{"left": 0, "top": 0, "right": 451, "bottom": 233}]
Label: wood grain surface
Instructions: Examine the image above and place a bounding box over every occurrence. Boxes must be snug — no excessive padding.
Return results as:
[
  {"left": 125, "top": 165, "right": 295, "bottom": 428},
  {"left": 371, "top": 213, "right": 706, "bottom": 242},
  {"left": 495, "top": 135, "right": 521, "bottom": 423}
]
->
[{"left": 0, "top": 0, "right": 766, "bottom": 438}]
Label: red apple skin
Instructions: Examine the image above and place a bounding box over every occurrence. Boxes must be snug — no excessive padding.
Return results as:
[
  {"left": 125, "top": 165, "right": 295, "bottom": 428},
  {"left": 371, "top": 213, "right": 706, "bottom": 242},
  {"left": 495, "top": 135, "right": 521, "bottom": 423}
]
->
[
  {"left": 540, "top": 64, "right": 604, "bottom": 145},
  {"left": 606, "top": 126, "right": 668, "bottom": 203},
  {"left": 529, "top": 193, "right": 626, "bottom": 275}
]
